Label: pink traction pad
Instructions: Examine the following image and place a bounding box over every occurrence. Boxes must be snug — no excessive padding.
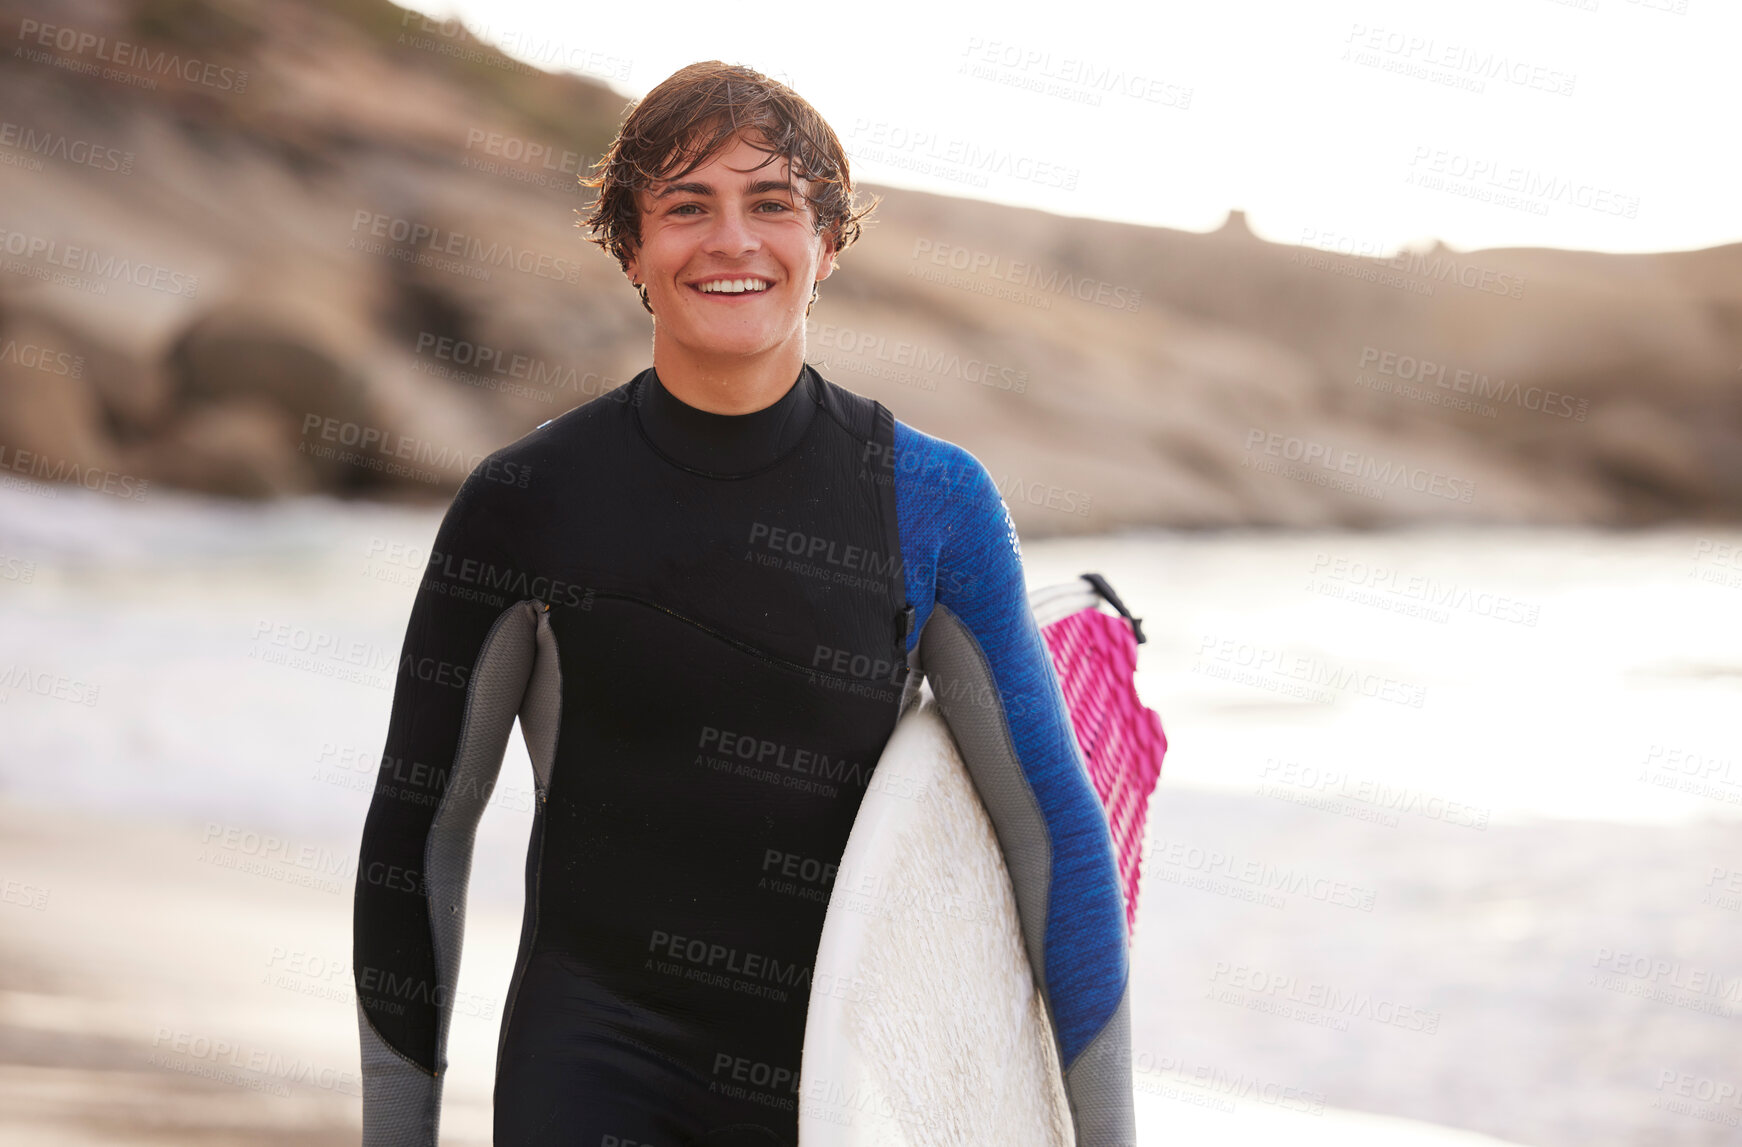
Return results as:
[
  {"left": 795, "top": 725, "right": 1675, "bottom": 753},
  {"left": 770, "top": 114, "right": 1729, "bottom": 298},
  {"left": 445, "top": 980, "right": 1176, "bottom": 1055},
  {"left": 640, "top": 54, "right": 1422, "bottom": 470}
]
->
[{"left": 1038, "top": 607, "right": 1167, "bottom": 943}]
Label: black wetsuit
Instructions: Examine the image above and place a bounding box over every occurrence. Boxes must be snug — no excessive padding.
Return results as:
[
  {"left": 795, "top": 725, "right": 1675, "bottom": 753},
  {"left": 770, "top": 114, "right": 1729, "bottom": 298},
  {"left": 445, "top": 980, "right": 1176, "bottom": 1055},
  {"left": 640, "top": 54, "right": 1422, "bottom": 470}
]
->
[{"left": 352, "top": 364, "right": 1134, "bottom": 1145}]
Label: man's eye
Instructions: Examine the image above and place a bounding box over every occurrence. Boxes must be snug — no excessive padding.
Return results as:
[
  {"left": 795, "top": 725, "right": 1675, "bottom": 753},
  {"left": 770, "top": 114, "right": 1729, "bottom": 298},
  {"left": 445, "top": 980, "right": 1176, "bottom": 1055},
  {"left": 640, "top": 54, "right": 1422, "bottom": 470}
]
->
[{"left": 667, "top": 201, "right": 790, "bottom": 217}]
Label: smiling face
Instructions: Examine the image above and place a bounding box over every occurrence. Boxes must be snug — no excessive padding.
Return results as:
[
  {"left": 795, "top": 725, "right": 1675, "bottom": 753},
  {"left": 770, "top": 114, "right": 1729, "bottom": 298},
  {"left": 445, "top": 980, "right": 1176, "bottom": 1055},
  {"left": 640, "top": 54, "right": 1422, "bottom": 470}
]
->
[{"left": 624, "top": 132, "right": 836, "bottom": 366}]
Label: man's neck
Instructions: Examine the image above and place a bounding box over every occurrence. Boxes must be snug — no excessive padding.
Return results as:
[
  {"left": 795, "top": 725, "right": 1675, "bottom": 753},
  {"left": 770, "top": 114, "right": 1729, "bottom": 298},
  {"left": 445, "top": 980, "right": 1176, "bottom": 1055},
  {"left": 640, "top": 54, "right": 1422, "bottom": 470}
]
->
[{"left": 649, "top": 337, "right": 806, "bottom": 414}]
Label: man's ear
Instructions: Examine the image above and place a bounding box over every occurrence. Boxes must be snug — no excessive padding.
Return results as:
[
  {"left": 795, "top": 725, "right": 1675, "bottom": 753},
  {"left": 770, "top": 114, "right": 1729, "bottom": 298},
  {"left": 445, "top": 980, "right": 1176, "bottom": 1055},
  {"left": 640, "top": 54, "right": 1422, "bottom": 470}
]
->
[{"left": 815, "top": 228, "right": 839, "bottom": 282}]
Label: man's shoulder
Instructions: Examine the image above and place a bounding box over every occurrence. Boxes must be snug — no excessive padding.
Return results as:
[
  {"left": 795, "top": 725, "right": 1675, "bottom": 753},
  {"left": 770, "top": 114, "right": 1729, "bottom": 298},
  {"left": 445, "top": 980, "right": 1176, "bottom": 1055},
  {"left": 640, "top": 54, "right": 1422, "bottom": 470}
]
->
[
  {"left": 525, "top": 378, "right": 639, "bottom": 448},
  {"left": 479, "top": 378, "right": 637, "bottom": 469},
  {"left": 447, "top": 379, "right": 635, "bottom": 518},
  {"left": 890, "top": 417, "right": 995, "bottom": 502},
  {"left": 888, "top": 416, "right": 1021, "bottom": 570}
]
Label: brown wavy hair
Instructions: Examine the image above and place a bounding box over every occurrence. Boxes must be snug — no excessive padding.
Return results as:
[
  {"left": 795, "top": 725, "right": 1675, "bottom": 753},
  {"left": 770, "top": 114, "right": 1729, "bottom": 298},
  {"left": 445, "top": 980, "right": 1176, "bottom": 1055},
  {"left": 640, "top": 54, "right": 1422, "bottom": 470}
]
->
[{"left": 578, "top": 61, "right": 879, "bottom": 314}]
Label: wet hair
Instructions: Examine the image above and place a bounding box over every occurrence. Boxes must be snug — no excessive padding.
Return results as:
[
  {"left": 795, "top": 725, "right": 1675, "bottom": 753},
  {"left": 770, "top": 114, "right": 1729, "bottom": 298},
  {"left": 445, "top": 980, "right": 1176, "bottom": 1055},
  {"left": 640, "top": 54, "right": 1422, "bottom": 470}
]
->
[{"left": 578, "top": 61, "right": 879, "bottom": 313}]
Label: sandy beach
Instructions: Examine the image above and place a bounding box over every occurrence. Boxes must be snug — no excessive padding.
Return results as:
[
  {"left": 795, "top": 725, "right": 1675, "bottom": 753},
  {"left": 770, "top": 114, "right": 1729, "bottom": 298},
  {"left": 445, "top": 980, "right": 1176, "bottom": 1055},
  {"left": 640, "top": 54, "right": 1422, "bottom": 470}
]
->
[{"left": 7, "top": 786, "right": 1737, "bottom": 1145}]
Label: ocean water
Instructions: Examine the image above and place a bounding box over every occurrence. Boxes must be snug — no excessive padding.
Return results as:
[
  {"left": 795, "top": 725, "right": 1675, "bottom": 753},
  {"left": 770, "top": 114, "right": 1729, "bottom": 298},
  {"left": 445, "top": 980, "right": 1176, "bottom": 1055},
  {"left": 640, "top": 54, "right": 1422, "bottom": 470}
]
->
[{"left": 5, "top": 479, "right": 1736, "bottom": 835}]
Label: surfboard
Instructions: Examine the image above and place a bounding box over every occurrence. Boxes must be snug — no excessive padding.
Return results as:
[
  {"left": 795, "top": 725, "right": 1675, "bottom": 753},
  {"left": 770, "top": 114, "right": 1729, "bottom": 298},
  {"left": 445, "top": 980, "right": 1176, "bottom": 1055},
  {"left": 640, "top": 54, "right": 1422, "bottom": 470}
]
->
[{"left": 798, "top": 574, "right": 1164, "bottom": 1145}]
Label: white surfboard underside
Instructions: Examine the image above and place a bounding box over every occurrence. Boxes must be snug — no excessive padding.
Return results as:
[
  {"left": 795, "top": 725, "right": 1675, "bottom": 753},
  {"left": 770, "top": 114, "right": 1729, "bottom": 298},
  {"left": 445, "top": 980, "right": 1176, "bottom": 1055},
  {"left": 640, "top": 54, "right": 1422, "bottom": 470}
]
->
[{"left": 799, "top": 684, "right": 1075, "bottom": 1145}]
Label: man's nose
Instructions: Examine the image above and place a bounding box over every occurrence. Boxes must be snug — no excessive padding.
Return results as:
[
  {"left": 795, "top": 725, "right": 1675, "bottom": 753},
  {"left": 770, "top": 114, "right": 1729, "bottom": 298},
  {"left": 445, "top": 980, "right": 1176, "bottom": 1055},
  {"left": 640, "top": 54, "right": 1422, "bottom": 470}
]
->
[{"left": 704, "top": 204, "right": 760, "bottom": 256}]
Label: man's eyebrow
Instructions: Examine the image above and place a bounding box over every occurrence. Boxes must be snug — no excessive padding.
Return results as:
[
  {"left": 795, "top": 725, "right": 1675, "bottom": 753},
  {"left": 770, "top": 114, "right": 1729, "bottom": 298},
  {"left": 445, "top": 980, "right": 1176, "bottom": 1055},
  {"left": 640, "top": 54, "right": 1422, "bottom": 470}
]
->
[{"left": 651, "top": 178, "right": 796, "bottom": 200}]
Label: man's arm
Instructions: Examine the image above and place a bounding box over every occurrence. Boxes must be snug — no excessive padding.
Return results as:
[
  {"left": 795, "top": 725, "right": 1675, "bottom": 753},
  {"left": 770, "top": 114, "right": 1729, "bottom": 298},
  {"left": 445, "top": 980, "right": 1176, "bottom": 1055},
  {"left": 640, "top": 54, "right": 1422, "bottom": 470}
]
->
[
  {"left": 896, "top": 426, "right": 1135, "bottom": 1146},
  {"left": 352, "top": 460, "right": 541, "bottom": 1147}
]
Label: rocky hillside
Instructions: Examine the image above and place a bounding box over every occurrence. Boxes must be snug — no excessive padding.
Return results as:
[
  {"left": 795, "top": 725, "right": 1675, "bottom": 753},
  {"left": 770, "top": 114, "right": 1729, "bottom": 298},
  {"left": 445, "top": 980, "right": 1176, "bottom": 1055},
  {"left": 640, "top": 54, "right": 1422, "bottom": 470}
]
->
[{"left": 2, "top": 0, "right": 1739, "bottom": 534}]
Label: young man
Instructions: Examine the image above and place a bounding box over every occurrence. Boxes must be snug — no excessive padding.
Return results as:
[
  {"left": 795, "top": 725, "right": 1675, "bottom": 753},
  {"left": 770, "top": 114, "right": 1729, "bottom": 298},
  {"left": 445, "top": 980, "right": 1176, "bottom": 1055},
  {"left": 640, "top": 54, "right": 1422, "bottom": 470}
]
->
[{"left": 352, "top": 61, "right": 1133, "bottom": 1146}]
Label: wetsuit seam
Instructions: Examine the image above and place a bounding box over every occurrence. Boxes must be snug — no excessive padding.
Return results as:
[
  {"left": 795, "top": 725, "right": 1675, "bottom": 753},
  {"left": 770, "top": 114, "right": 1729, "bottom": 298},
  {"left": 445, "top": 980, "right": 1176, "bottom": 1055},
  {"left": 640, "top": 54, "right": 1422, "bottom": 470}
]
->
[
  {"left": 866, "top": 400, "right": 908, "bottom": 678},
  {"left": 499, "top": 610, "right": 557, "bottom": 1082},
  {"left": 809, "top": 376, "right": 869, "bottom": 443},
  {"left": 588, "top": 589, "right": 898, "bottom": 689},
  {"left": 1060, "top": 967, "right": 1129, "bottom": 1077},
  {"left": 499, "top": 803, "right": 545, "bottom": 1075},
  {"left": 359, "top": 1002, "right": 437, "bottom": 1078}
]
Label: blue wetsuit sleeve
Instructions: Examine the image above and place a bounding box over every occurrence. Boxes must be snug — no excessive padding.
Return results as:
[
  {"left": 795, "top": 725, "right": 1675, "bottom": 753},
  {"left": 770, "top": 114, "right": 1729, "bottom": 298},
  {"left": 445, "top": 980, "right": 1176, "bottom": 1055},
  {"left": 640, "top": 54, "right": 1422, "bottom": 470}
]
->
[
  {"left": 894, "top": 422, "right": 1134, "bottom": 1145},
  {"left": 351, "top": 460, "right": 541, "bottom": 1147}
]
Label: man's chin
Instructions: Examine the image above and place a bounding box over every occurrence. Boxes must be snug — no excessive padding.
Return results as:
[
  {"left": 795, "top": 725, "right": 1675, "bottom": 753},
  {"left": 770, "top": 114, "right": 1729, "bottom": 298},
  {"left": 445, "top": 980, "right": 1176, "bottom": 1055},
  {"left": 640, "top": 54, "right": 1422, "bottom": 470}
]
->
[
  {"left": 663, "top": 318, "right": 800, "bottom": 356},
  {"left": 662, "top": 329, "right": 790, "bottom": 361}
]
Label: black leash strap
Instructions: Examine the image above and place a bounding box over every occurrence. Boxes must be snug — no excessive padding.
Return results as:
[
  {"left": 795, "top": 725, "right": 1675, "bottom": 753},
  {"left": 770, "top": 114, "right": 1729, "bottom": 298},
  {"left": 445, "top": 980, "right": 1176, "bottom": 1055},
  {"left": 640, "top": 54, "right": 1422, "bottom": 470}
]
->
[{"left": 1079, "top": 572, "right": 1147, "bottom": 645}]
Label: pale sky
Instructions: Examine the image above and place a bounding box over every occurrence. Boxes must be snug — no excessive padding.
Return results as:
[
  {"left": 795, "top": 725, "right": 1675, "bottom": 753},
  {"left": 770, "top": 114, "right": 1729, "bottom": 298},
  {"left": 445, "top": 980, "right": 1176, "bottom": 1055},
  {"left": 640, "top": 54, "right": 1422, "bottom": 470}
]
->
[{"left": 424, "top": 0, "right": 1739, "bottom": 256}]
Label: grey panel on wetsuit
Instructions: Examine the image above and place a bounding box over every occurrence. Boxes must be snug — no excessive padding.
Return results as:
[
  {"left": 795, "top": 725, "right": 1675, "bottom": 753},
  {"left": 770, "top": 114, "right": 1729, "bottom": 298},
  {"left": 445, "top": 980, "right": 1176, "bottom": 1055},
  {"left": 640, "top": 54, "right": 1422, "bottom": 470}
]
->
[
  {"left": 426, "top": 599, "right": 539, "bottom": 1065},
  {"left": 496, "top": 604, "right": 563, "bottom": 1073},
  {"left": 915, "top": 601, "right": 1055, "bottom": 993},
  {"left": 1064, "top": 981, "right": 1136, "bottom": 1146},
  {"left": 520, "top": 605, "right": 564, "bottom": 795},
  {"left": 358, "top": 997, "right": 440, "bottom": 1147},
  {"left": 360, "top": 598, "right": 538, "bottom": 1147}
]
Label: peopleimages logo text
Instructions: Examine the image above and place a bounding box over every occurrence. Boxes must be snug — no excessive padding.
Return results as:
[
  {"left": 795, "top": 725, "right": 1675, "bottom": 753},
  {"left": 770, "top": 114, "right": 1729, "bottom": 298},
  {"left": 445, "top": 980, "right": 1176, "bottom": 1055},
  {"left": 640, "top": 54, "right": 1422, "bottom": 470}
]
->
[{"left": 1243, "top": 429, "right": 1475, "bottom": 503}]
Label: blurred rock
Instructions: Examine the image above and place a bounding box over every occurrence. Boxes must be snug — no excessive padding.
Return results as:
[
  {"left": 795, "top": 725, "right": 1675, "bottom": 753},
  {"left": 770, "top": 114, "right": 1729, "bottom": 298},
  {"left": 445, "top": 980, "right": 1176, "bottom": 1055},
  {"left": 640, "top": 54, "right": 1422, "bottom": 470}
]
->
[
  {"left": 164, "top": 310, "right": 373, "bottom": 493},
  {"left": 0, "top": 307, "right": 118, "bottom": 475},
  {"left": 130, "top": 393, "right": 310, "bottom": 499}
]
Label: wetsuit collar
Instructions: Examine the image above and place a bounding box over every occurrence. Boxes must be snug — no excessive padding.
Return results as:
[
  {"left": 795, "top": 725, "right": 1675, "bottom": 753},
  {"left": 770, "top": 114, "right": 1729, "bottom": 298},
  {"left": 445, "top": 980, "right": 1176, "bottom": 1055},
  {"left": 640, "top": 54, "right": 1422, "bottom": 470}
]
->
[{"left": 634, "top": 362, "right": 818, "bottom": 477}]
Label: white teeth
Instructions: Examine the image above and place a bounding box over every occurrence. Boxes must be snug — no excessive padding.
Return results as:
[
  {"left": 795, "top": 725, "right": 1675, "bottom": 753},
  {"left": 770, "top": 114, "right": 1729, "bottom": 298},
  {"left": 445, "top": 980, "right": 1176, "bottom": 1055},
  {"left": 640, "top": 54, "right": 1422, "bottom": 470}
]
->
[{"left": 698, "top": 278, "right": 769, "bottom": 294}]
